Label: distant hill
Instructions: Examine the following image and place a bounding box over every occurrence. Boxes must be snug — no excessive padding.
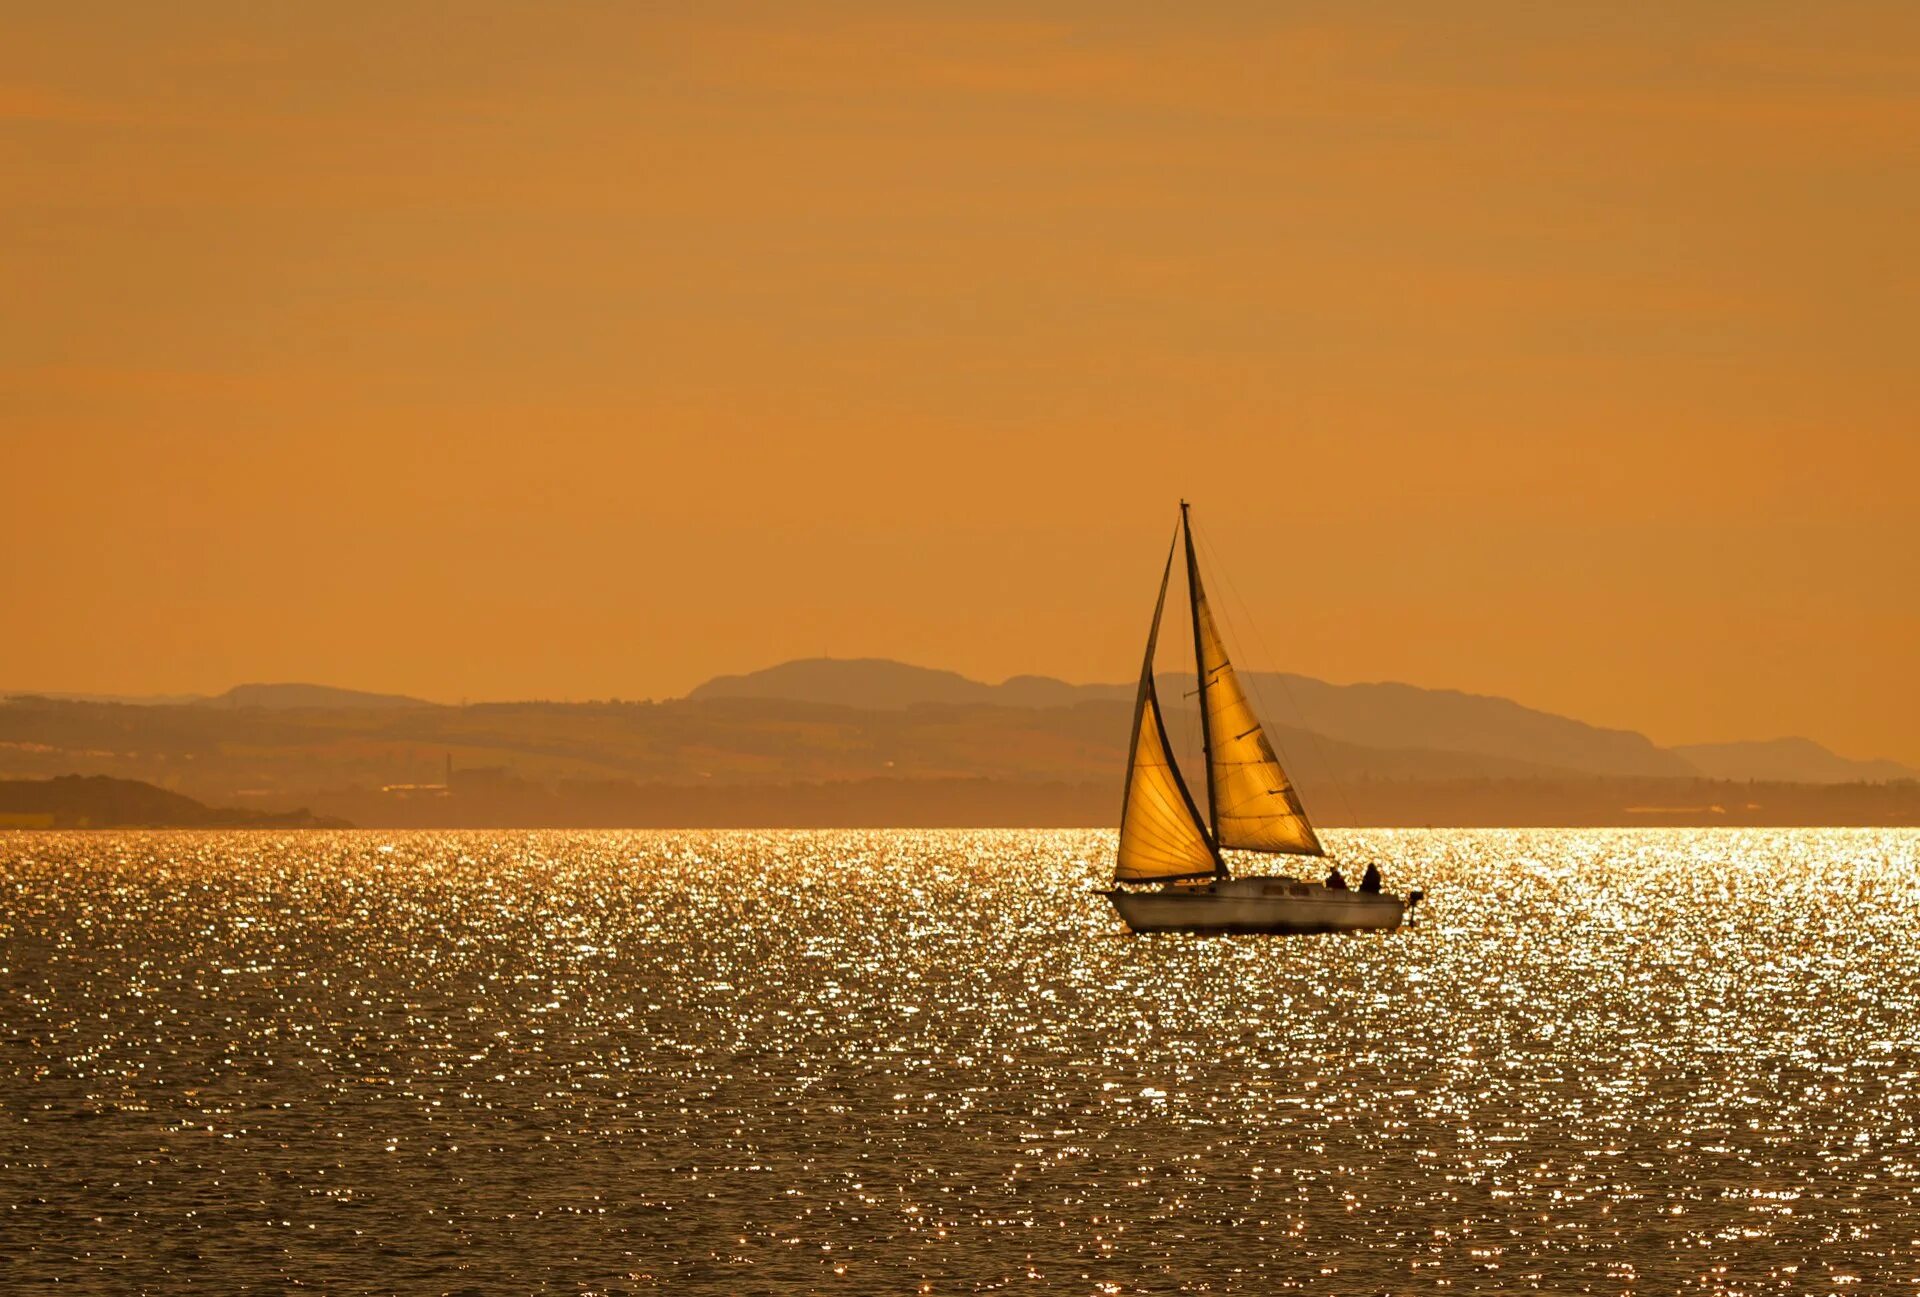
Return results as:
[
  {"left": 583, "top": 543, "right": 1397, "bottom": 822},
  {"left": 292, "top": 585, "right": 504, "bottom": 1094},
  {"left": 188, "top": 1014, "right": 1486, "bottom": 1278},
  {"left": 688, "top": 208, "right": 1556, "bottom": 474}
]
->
[
  {"left": 3, "top": 690, "right": 210, "bottom": 706},
  {"left": 20, "top": 664, "right": 1902, "bottom": 790},
  {"left": 687, "top": 658, "right": 1690, "bottom": 778},
  {"left": 1673, "top": 737, "right": 1919, "bottom": 784},
  {"left": 202, "top": 683, "right": 435, "bottom": 711},
  {"left": 692, "top": 659, "right": 996, "bottom": 708},
  {"left": 690, "top": 659, "right": 1119, "bottom": 710},
  {"left": 1224, "top": 673, "right": 1691, "bottom": 779},
  {"left": 2, "top": 683, "right": 436, "bottom": 710},
  {"left": 1, "top": 691, "right": 1913, "bottom": 829},
  {"left": 0, "top": 775, "right": 349, "bottom": 828}
]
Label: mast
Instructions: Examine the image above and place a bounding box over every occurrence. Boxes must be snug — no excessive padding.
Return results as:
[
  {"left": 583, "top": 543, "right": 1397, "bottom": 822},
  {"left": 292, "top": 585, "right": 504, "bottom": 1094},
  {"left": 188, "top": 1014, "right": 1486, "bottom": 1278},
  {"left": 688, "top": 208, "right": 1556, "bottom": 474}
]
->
[{"left": 1180, "top": 501, "right": 1227, "bottom": 876}]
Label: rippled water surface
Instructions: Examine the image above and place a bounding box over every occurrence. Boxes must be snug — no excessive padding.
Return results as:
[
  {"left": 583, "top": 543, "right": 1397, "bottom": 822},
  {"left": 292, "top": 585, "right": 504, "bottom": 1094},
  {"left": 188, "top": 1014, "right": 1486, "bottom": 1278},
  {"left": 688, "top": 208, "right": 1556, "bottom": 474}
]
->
[{"left": 4, "top": 829, "right": 1919, "bottom": 1292}]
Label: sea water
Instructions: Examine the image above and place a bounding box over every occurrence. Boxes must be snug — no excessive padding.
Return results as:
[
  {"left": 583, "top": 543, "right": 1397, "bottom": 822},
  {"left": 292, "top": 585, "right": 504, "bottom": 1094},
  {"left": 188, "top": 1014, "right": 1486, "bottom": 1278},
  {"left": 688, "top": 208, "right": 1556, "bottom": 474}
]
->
[{"left": 2, "top": 828, "right": 1917, "bottom": 1292}]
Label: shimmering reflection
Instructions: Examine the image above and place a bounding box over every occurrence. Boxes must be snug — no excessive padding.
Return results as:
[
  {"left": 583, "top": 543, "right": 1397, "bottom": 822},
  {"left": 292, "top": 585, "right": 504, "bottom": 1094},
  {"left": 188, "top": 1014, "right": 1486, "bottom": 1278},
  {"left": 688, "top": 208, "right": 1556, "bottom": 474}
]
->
[{"left": 3, "top": 829, "right": 1918, "bottom": 1290}]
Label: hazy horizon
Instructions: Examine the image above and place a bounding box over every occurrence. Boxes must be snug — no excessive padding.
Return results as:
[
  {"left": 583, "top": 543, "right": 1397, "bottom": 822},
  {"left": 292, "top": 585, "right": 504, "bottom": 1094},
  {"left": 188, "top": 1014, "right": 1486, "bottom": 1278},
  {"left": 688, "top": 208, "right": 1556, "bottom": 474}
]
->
[{"left": 5, "top": 653, "right": 1916, "bottom": 771}]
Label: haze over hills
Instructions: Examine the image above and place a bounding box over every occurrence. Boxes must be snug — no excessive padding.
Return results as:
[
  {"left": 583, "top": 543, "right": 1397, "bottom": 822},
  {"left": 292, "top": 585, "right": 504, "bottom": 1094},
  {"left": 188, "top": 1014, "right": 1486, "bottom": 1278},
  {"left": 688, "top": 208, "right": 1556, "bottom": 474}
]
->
[
  {"left": 1673, "top": 738, "right": 1920, "bottom": 785},
  {"left": 5, "top": 683, "right": 435, "bottom": 710},
  {"left": 206, "top": 683, "right": 435, "bottom": 711},
  {"left": 7, "top": 661, "right": 1913, "bottom": 786},
  {"left": 2, "top": 658, "right": 1914, "bottom": 829},
  {"left": 690, "top": 658, "right": 1914, "bottom": 784},
  {"left": 691, "top": 659, "right": 1120, "bottom": 710},
  {"left": 691, "top": 659, "right": 1686, "bottom": 775}
]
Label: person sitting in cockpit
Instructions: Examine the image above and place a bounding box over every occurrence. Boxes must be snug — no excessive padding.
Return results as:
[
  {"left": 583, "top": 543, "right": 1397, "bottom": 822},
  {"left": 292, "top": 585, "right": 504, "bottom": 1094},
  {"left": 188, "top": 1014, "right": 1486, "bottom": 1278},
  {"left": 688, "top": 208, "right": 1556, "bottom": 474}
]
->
[
  {"left": 1360, "top": 862, "right": 1382, "bottom": 893},
  {"left": 1325, "top": 866, "right": 1348, "bottom": 891}
]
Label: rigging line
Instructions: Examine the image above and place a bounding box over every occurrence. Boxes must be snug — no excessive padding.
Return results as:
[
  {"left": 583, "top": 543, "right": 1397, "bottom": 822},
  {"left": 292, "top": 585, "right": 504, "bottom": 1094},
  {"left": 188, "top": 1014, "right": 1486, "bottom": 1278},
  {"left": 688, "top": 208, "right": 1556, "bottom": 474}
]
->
[{"left": 1191, "top": 516, "right": 1362, "bottom": 838}]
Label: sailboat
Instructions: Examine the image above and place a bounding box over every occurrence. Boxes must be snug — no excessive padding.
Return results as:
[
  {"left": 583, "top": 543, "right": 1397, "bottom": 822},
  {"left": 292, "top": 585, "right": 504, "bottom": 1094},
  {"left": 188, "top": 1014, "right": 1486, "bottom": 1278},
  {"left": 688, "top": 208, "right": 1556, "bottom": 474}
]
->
[{"left": 1100, "top": 503, "right": 1420, "bottom": 934}]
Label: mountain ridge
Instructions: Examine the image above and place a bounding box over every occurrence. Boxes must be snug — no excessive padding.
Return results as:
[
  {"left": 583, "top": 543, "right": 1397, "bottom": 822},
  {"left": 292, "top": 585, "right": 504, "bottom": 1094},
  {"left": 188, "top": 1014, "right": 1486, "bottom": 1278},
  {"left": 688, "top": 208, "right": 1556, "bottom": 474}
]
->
[
  {"left": 1673, "top": 737, "right": 1919, "bottom": 785},
  {"left": 5, "top": 661, "right": 1912, "bottom": 796},
  {"left": 3, "top": 683, "right": 436, "bottom": 711},
  {"left": 205, "top": 683, "right": 435, "bottom": 711},
  {"left": 688, "top": 657, "right": 1917, "bottom": 784}
]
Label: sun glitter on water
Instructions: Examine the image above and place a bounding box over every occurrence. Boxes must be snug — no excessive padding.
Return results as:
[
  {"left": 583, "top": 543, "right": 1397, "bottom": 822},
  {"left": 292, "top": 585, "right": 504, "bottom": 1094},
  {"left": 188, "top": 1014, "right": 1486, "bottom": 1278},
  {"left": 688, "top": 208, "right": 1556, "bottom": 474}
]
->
[{"left": 2, "top": 828, "right": 1917, "bottom": 1291}]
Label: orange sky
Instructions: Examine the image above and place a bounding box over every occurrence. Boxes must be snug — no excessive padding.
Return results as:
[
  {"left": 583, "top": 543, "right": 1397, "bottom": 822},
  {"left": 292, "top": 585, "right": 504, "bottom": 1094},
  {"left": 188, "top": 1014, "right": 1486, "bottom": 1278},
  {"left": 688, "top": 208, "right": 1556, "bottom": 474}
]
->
[{"left": 3, "top": 3, "right": 1917, "bottom": 761}]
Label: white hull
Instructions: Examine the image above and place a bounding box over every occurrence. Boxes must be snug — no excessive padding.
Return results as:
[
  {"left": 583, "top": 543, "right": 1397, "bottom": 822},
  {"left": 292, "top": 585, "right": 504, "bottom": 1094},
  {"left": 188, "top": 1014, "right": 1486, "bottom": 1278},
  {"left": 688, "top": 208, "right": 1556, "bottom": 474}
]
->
[{"left": 1104, "top": 876, "right": 1406, "bottom": 934}]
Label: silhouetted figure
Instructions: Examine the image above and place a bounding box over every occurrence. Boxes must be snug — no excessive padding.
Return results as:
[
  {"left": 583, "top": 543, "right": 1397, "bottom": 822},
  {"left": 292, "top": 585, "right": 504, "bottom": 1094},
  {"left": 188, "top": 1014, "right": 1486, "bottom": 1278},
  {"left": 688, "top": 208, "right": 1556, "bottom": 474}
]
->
[
  {"left": 1325, "top": 867, "right": 1347, "bottom": 891},
  {"left": 1360, "top": 862, "right": 1382, "bottom": 894}
]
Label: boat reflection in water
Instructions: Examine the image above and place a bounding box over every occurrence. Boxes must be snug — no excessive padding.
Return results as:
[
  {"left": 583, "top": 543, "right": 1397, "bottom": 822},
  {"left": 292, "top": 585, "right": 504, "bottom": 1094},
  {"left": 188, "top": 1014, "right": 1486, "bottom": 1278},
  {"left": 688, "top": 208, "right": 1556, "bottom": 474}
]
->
[{"left": 1101, "top": 502, "right": 1421, "bottom": 934}]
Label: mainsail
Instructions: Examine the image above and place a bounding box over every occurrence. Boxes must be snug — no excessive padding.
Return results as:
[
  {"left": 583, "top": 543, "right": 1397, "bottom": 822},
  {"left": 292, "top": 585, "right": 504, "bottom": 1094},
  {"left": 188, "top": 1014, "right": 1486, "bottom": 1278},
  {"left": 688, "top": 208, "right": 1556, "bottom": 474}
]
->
[
  {"left": 1182, "top": 506, "right": 1325, "bottom": 858},
  {"left": 1115, "top": 534, "right": 1222, "bottom": 883}
]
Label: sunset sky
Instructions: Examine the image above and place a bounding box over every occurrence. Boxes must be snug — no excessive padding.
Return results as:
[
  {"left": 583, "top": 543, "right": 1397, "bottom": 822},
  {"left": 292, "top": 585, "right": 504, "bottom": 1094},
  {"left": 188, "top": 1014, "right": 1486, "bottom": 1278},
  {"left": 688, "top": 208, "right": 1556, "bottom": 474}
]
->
[{"left": 4, "top": 3, "right": 1917, "bottom": 761}]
